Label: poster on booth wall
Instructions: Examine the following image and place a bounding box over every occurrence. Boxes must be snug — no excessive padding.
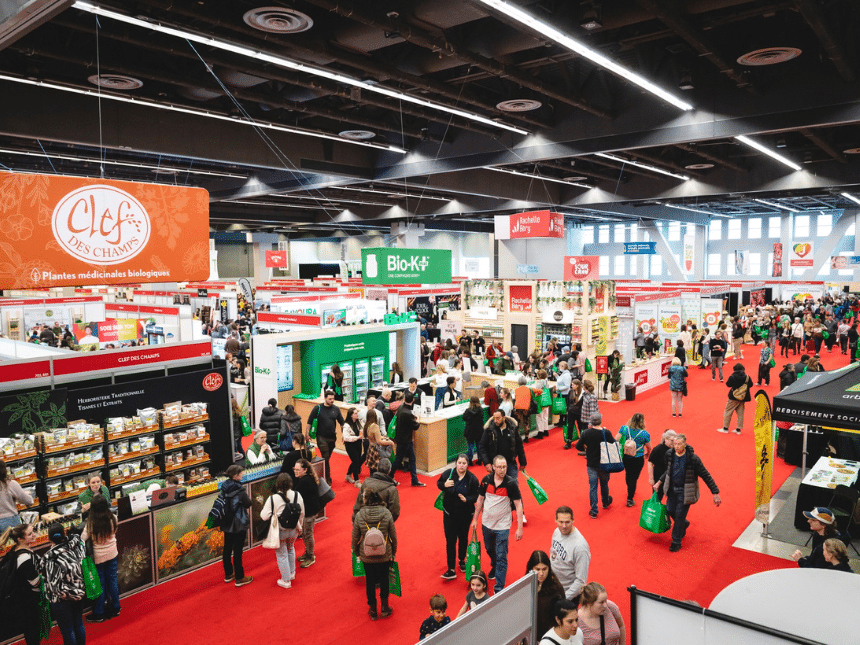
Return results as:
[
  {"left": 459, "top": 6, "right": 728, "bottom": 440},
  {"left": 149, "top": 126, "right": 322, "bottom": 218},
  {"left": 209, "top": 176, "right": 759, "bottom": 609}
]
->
[
  {"left": 440, "top": 321, "right": 462, "bottom": 344},
  {"left": 438, "top": 294, "right": 461, "bottom": 320},
  {"left": 509, "top": 285, "right": 533, "bottom": 312},
  {"left": 408, "top": 296, "right": 439, "bottom": 325},
  {"left": 73, "top": 322, "right": 101, "bottom": 347},
  {"left": 772, "top": 242, "right": 783, "bottom": 277},
  {"left": 751, "top": 290, "right": 766, "bottom": 308},
  {"left": 682, "top": 234, "right": 695, "bottom": 276},
  {"left": 323, "top": 309, "right": 346, "bottom": 327},
  {"left": 659, "top": 305, "right": 682, "bottom": 335},
  {"left": 789, "top": 241, "right": 814, "bottom": 267},
  {"left": 23, "top": 306, "right": 74, "bottom": 331},
  {"left": 97, "top": 318, "right": 145, "bottom": 348},
  {"left": 0, "top": 172, "right": 210, "bottom": 289},
  {"left": 700, "top": 299, "right": 724, "bottom": 328},
  {"left": 635, "top": 305, "right": 658, "bottom": 335}
]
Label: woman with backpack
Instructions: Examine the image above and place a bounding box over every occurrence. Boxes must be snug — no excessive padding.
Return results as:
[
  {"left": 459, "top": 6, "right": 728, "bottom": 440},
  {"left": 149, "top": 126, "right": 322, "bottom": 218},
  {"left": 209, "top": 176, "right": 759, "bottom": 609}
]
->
[
  {"left": 81, "top": 494, "right": 121, "bottom": 621},
  {"left": 259, "top": 473, "right": 304, "bottom": 589},
  {"left": 39, "top": 523, "right": 86, "bottom": 644},
  {"left": 0, "top": 523, "right": 43, "bottom": 645},
  {"left": 219, "top": 465, "right": 253, "bottom": 587},
  {"left": 352, "top": 490, "right": 397, "bottom": 621},
  {"left": 615, "top": 413, "right": 651, "bottom": 508},
  {"left": 293, "top": 459, "right": 321, "bottom": 569},
  {"left": 280, "top": 405, "right": 303, "bottom": 452},
  {"left": 667, "top": 357, "right": 687, "bottom": 417}
]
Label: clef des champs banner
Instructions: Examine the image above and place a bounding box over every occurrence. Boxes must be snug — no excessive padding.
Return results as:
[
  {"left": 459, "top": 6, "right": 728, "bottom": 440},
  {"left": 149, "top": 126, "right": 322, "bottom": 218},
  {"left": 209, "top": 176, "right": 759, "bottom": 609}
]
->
[{"left": 0, "top": 172, "right": 210, "bottom": 289}]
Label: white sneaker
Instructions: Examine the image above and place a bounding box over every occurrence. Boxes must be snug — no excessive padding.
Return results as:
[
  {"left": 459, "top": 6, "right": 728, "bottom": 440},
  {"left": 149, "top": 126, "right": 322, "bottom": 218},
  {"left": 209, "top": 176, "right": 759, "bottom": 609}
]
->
[
  {"left": 277, "top": 579, "right": 292, "bottom": 589},
  {"left": 290, "top": 571, "right": 296, "bottom": 581},
  {"left": 716, "top": 427, "right": 729, "bottom": 433}
]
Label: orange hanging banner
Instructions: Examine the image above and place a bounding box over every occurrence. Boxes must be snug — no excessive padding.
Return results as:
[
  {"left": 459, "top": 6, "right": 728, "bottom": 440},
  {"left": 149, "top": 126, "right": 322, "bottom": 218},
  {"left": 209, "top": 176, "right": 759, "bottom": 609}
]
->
[{"left": 0, "top": 173, "right": 210, "bottom": 288}]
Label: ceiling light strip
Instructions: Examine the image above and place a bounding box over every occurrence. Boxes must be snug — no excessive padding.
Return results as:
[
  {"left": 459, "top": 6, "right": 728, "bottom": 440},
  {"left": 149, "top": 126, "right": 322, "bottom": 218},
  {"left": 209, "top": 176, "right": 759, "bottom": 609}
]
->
[
  {"left": 665, "top": 203, "right": 731, "bottom": 218},
  {"left": 485, "top": 166, "right": 592, "bottom": 189},
  {"left": 474, "top": 0, "right": 693, "bottom": 111},
  {"left": 595, "top": 153, "right": 690, "bottom": 181},
  {"left": 272, "top": 194, "right": 394, "bottom": 207},
  {"left": 0, "top": 73, "right": 407, "bottom": 154},
  {"left": 71, "top": 1, "right": 528, "bottom": 136},
  {"left": 735, "top": 135, "right": 802, "bottom": 171},
  {"left": 0, "top": 147, "right": 246, "bottom": 178},
  {"left": 842, "top": 192, "right": 860, "bottom": 207},
  {"left": 753, "top": 198, "right": 799, "bottom": 213},
  {"left": 224, "top": 200, "right": 331, "bottom": 209},
  {"left": 336, "top": 186, "right": 450, "bottom": 201}
]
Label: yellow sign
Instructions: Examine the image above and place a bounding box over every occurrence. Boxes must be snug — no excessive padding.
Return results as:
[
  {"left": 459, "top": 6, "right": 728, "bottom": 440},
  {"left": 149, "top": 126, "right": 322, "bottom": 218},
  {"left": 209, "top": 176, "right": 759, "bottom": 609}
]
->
[{"left": 753, "top": 392, "right": 773, "bottom": 524}]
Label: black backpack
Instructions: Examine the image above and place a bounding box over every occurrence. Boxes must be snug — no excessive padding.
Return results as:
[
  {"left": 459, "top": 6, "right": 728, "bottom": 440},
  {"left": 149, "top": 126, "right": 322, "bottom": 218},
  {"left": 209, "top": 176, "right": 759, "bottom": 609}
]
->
[
  {"left": 0, "top": 550, "right": 17, "bottom": 605},
  {"left": 277, "top": 491, "right": 302, "bottom": 529}
]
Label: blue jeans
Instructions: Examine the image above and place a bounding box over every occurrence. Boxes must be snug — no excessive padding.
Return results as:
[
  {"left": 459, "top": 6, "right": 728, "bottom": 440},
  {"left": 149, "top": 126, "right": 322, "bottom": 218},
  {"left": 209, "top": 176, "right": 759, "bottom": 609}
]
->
[
  {"left": 466, "top": 441, "right": 477, "bottom": 463},
  {"left": 94, "top": 557, "right": 120, "bottom": 618},
  {"left": 666, "top": 490, "right": 690, "bottom": 545},
  {"left": 392, "top": 442, "right": 419, "bottom": 484},
  {"left": 586, "top": 466, "right": 610, "bottom": 515},
  {"left": 0, "top": 514, "right": 21, "bottom": 531},
  {"left": 482, "top": 525, "right": 509, "bottom": 594},
  {"left": 51, "top": 599, "right": 86, "bottom": 644}
]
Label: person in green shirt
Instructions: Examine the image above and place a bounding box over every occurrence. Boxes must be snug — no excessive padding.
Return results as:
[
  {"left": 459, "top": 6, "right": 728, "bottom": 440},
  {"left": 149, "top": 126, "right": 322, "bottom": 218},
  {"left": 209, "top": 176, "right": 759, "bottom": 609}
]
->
[{"left": 79, "top": 474, "right": 109, "bottom": 512}]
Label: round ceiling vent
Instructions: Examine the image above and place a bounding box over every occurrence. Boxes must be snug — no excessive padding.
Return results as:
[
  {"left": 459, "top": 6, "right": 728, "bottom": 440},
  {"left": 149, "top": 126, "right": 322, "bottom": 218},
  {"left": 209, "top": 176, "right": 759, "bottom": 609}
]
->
[
  {"left": 842, "top": 147, "right": 860, "bottom": 155},
  {"left": 243, "top": 7, "right": 313, "bottom": 33},
  {"left": 87, "top": 74, "right": 143, "bottom": 90},
  {"left": 496, "top": 99, "right": 543, "bottom": 112},
  {"left": 684, "top": 162, "right": 715, "bottom": 170},
  {"left": 338, "top": 130, "right": 375, "bottom": 140},
  {"left": 737, "top": 47, "right": 801, "bottom": 66}
]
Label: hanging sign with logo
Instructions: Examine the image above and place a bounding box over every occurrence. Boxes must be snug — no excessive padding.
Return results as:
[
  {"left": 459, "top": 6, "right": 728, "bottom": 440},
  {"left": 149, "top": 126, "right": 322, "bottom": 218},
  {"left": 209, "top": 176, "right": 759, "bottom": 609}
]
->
[
  {"left": 772, "top": 242, "right": 783, "bottom": 277},
  {"left": 494, "top": 210, "right": 564, "bottom": 240},
  {"left": 682, "top": 234, "right": 695, "bottom": 275},
  {"left": 219, "top": 299, "right": 229, "bottom": 323},
  {"left": 265, "top": 251, "right": 288, "bottom": 268},
  {"left": 361, "top": 248, "right": 452, "bottom": 285},
  {"left": 563, "top": 256, "right": 600, "bottom": 281},
  {"left": 509, "top": 285, "right": 533, "bottom": 312},
  {"left": 516, "top": 264, "right": 539, "bottom": 274},
  {"left": 789, "top": 241, "right": 814, "bottom": 267},
  {"left": 623, "top": 242, "right": 657, "bottom": 254},
  {"left": 0, "top": 173, "right": 209, "bottom": 289}
]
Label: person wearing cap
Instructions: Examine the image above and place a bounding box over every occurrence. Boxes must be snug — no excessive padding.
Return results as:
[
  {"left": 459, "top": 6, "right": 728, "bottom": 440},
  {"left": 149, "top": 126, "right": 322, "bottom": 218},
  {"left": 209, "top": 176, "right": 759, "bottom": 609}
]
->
[
  {"left": 791, "top": 507, "right": 844, "bottom": 568},
  {"left": 494, "top": 351, "right": 516, "bottom": 375}
]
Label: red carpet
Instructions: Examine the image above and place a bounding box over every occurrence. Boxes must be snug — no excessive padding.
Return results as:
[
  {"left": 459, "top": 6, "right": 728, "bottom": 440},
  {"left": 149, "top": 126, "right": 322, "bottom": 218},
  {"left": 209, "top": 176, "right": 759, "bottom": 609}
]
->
[{"left": 32, "top": 344, "right": 842, "bottom": 645}]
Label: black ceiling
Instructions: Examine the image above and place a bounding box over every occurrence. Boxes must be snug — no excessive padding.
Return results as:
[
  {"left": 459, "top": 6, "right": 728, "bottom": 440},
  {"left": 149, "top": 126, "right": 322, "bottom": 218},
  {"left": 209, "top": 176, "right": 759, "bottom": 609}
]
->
[{"left": 1, "top": 0, "right": 860, "bottom": 235}]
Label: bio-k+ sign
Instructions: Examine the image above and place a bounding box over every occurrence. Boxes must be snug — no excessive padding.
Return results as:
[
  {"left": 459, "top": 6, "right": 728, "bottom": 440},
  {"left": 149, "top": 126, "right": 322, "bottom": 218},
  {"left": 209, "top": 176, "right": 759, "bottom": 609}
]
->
[{"left": 361, "top": 248, "right": 452, "bottom": 285}]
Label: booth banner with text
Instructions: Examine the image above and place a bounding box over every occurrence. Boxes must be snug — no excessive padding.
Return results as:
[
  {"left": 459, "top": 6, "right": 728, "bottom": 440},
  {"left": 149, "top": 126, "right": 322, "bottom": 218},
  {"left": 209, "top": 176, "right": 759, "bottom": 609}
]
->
[
  {"left": 563, "top": 256, "right": 600, "bottom": 281},
  {"left": 753, "top": 392, "right": 773, "bottom": 525},
  {"left": 659, "top": 305, "right": 682, "bottom": 335},
  {"left": 265, "top": 251, "right": 288, "bottom": 268},
  {"left": 361, "top": 248, "right": 452, "bottom": 284},
  {"left": 440, "top": 320, "right": 462, "bottom": 343},
  {"left": 751, "top": 289, "right": 766, "bottom": 308},
  {"left": 772, "top": 242, "right": 783, "bottom": 277},
  {"left": 635, "top": 304, "right": 658, "bottom": 335},
  {"left": 700, "top": 299, "right": 724, "bottom": 327},
  {"left": 789, "top": 241, "right": 814, "bottom": 267},
  {"left": 494, "top": 210, "right": 564, "bottom": 240},
  {"left": 682, "top": 234, "right": 695, "bottom": 276},
  {"left": 509, "top": 285, "right": 533, "bottom": 312},
  {"left": 0, "top": 173, "right": 209, "bottom": 288},
  {"left": 681, "top": 298, "right": 701, "bottom": 331}
]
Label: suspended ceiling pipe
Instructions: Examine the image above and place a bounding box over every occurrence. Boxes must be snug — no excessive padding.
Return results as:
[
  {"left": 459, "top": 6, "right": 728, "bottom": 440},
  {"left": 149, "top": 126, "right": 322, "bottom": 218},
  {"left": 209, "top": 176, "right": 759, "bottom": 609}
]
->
[{"left": 793, "top": 0, "right": 855, "bottom": 82}]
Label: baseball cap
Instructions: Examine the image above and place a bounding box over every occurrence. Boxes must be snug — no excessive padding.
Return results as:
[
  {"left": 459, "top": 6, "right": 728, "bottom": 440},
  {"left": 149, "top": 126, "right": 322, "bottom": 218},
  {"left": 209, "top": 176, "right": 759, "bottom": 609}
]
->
[{"left": 803, "top": 507, "right": 835, "bottom": 525}]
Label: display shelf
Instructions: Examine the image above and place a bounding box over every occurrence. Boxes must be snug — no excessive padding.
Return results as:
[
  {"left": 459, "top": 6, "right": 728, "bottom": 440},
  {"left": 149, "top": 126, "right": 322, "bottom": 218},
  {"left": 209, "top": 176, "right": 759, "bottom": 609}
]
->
[
  {"left": 12, "top": 472, "right": 38, "bottom": 485},
  {"left": 45, "top": 458, "right": 106, "bottom": 479},
  {"left": 17, "top": 497, "right": 40, "bottom": 511},
  {"left": 161, "top": 414, "right": 209, "bottom": 430},
  {"left": 164, "top": 434, "right": 210, "bottom": 450},
  {"left": 110, "top": 466, "right": 161, "bottom": 488},
  {"left": 165, "top": 455, "right": 209, "bottom": 472},
  {"left": 47, "top": 487, "right": 87, "bottom": 504},
  {"left": 108, "top": 446, "right": 160, "bottom": 465},
  {"left": 106, "top": 425, "right": 159, "bottom": 441},
  {"left": 1, "top": 448, "right": 37, "bottom": 463},
  {"left": 43, "top": 435, "right": 104, "bottom": 455}
]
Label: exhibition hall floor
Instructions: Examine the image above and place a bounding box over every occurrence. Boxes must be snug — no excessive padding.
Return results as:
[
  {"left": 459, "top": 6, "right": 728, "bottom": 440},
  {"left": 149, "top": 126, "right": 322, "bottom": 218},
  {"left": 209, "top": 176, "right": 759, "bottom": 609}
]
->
[{"left": 60, "top": 345, "right": 850, "bottom": 645}]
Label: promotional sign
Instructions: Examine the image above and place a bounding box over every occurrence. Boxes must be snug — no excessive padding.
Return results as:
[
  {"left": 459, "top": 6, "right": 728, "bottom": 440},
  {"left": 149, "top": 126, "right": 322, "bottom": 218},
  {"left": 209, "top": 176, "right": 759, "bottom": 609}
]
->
[
  {"left": 789, "top": 241, "right": 814, "bottom": 267},
  {"left": 635, "top": 304, "right": 658, "bottom": 334},
  {"left": 471, "top": 306, "right": 498, "bottom": 320},
  {"left": 52, "top": 341, "right": 212, "bottom": 377},
  {"left": 661, "top": 360, "right": 671, "bottom": 377},
  {"left": 563, "top": 256, "right": 600, "bottom": 281},
  {"left": 681, "top": 298, "right": 701, "bottom": 331},
  {"left": 516, "top": 264, "right": 539, "bottom": 274},
  {"left": 623, "top": 242, "right": 657, "bottom": 254},
  {"left": 700, "top": 299, "right": 724, "bottom": 327},
  {"left": 494, "top": 210, "right": 564, "bottom": 240},
  {"left": 265, "top": 251, "right": 288, "bottom": 268},
  {"left": 323, "top": 309, "right": 346, "bottom": 327},
  {"left": 440, "top": 320, "right": 462, "bottom": 343},
  {"left": 219, "top": 299, "right": 229, "bottom": 323},
  {"left": 595, "top": 356, "right": 608, "bottom": 375},
  {"left": 735, "top": 250, "right": 750, "bottom": 275},
  {"left": 23, "top": 306, "right": 73, "bottom": 330},
  {"left": 257, "top": 312, "right": 321, "bottom": 326},
  {"left": 361, "top": 248, "right": 452, "bottom": 285},
  {"left": 753, "top": 392, "right": 773, "bottom": 525},
  {"left": 682, "top": 234, "right": 695, "bottom": 276},
  {"left": 830, "top": 255, "right": 860, "bottom": 269},
  {"left": 276, "top": 344, "right": 293, "bottom": 392},
  {"left": 633, "top": 370, "right": 648, "bottom": 386},
  {"left": 751, "top": 289, "right": 766, "bottom": 308},
  {"left": 509, "top": 285, "right": 533, "bottom": 312},
  {"left": 238, "top": 277, "right": 253, "bottom": 303},
  {"left": 73, "top": 322, "right": 101, "bottom": 347},
  {"left": 197, "top": 288, "right": 208, "bottom": 297},
  {"left": 659, "top": 305, "right": 682, "bottom": 335},
  {"left": 0, "top": 172, "right": 209, "bottom": 289},
  {"left": 772, "top": 242, "right": 783, "bottom": 277}
]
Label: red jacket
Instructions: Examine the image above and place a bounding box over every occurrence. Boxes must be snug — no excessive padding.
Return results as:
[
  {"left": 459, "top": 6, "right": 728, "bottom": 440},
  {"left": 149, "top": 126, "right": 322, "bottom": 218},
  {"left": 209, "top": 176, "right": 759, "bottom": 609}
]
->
[{"left": 484, "top": 387, "right": 499, "bottom": 415}]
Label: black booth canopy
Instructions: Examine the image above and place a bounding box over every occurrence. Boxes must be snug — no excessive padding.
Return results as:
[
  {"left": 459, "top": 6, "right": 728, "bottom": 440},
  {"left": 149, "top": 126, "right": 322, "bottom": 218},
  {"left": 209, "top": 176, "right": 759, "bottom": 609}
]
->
[{"left": 772, "top": 363, "right": 860, "bottom": 432}]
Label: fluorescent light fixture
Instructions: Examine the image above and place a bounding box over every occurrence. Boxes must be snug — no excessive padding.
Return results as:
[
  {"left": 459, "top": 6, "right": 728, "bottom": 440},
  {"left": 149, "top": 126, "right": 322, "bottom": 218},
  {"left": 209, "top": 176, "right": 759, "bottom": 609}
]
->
[
  {"left": 0, "top": 147, "right": 247, "bottom": 178},
  {"left": 665, "top": 203, "right": 731, "bottom": 218},
  {"left": 71, "top": 1, "right": 529, "bottom": 136},
  {"left": 474, "top": 0, "right": 693, "bottom": 111},
  {"left": 272, "top": 193, "right": 392, "bottom": 207},
  {"left": 842, "top": 192, "right": 860, "bottom": 207},
  {"left": 753, "top": 198, "right": 799, "bottom": 212},
  {"left": 224, "top": 200, "right": 332, "bottom": 209},
  {"left": 595, "top": 153, "right": 690, "bottom": 181},
  {"left": 0, "top": 73, "right": 407, "bottom": 154},
  {"left": 337, "top": 186, "right": 450, "bottom": 202},
  {"left": 485, "top": 166, "right": 592, "bottom": 189},
  {"left": 735, "top": 135, "right": 802, "bottom": 171}
]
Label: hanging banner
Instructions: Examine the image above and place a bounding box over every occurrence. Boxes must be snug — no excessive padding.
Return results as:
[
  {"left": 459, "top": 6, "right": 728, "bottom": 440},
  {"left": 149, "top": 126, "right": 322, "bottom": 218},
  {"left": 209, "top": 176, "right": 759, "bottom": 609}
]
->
[
  {"left": 751, "top": 289, "right": 766, "bottom": 308},
  {"left": 754, "top": 391, "right": 773, "bottom": 525},
  {"left": 682, "top": 234, "right": 695, "bottom": 276},
  {"left": 735, "top": 250, "right": 750, "bottom": 275},
  {"left": 509, "top": 285, "right": 533, "bottom": 312},
  {"left": 634, "top": 304, "right": 658, "bottom": 335},
  {"left": 658, "top": 305, "right": 682, "bottom": 335},
  {"left": 494, "top": 210, "right": 564, "bottom": 240},
  {"left": 563, "top": 256, "right": 600, "bottom": 281},
  {"left": 265, "top": 251, "right": 288, "bottom": 268},
  {"left": 361, "top": 248, "right": 452, "bottom": 284},
  {"left": 623, "top": 242, "right": 656, "bottom": 254},
  {"left": 772, "top": 242, "right": 783, "bottom": 277},
  {"left": 789, "top": 241, "right": 814, "bottom": 267},
  {"left": 830, "top": 255, "right": 860, "bottom": 269},
  {"left": 0, "top": 172, "right": 209, "bottom": 289}
]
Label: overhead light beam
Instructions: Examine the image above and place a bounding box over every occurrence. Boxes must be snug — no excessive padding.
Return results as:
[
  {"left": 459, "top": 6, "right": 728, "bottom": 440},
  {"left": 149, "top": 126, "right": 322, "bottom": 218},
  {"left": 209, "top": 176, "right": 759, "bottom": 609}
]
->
[
  {"left": 595, "top": 153, "right": 690, "bottom": 181},
  {"left": 736, "top": 135, "right": 802, "bottom": 171}
]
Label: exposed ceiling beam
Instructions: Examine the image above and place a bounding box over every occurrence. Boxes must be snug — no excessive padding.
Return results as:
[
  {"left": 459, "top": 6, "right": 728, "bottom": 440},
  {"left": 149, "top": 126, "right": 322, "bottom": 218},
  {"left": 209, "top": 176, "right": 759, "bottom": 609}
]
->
[
  {"left": 675, "top": 143, "right": 745, "bottom": 173},
  {"left": 793, "top": 0, "right": 855, "bottom": 82},
  {"left": 799, "top": 127, "right": 847, "bottom": 164}
]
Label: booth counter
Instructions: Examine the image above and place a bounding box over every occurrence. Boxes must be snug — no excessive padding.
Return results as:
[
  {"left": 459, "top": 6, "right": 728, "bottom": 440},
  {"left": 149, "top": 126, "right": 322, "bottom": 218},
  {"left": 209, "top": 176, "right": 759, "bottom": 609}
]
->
[{"left": 622, "top": 354, "right": 673, "bottom": 397}]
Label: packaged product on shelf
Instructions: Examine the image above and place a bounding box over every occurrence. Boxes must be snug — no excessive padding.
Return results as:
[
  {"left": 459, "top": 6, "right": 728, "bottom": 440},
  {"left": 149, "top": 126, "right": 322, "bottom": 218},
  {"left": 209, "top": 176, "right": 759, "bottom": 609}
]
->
[
  {"left": 118, "top": 441, "right": 130, "bottom": 455},
  {"left": 199, "top": 467, "right": 209, "bottom": 478},
  {"left": 189, "top": 402, "right": 207, "bottom": 415},
  {"left": 120, "top": 464, "right": 132, "bottom": 478},
  {"left": 144, "top": 458, "right": 155, "bottom": 471},
  {"left": 89, "top": 448, "right": 102, "bottom": 462},
  {"left": 21, "top": 485, "right": 36, "bottom": 501},
  {"left": 47, "top": 481, "right": 62, "bottom": 497},
  {"left": 131, "top": 461, "right": 141, "bottom": 475},
  {"left": 137, "top": 408, "right": 158, "bottom": 426},
  {"left": 195, "top": 445, "right": 205, "bottom": 458},
  {"left": 178, "top": 432, "right": 189, "bottom": 442},
  {"left": 185, "top": 449, "right": 193, "bottom": 461},
  {"left": 176, "top": 473, "right": 185, "bottom": 485},
  {"left": 56, "top": 502, "right": 77, "bottom": 516},
  {"left": 11, "top": 461, "right": 36, "bottom": 480},
  {"left": 130, "top": 440, "right": 141, "bottom": 453},
  {"left": 63, "top": 479, "right": 75, "bottom": 492},
  {"left": 109, "top": 468, "right": 120, "bottom": 480},
  {"left": 140, "top": 436, "right": 155, "bottom": 450},
  {"left": 106, "top": 418, "right": 124, "bottom": 433},
  {"left": 195, "top": 426, "right": 206, "bottom": 438},
  {"left": 73, "top": 475, "right": 87, "bottom": 489}
]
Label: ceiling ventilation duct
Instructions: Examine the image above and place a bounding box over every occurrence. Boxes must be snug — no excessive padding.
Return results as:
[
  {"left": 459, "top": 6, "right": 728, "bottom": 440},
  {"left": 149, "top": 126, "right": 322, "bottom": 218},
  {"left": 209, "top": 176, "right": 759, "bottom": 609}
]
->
[
  {"left": 243, "top": 7, "right": 313, "bottom": 34},
  {"left": 0, "top": 0, "right": 72, "bottom": 51},
  {"left": 496, "top": 99, "right": 542, "bottom": 112},
  {"left": 737, "top": 47, "right": 801, "bottom": 66}
]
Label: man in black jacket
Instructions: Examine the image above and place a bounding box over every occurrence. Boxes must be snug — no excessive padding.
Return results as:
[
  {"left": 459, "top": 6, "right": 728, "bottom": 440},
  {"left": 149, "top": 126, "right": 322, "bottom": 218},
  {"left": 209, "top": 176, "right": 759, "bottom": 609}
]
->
[
  {"left": 575, "top": 413, "right": 615, "bottom": 519},
  {"left": 654, "top": 435, "right": 721, "bottom": 552},
  {"left": 479, "top": 410, "right": 528, "bottom": 523},
  {"left": 258, "top": 398, "right": 286, "bottom": 448},
  {"left": 391, "top": 394, "right": 425, "bottom": 487},
  {"left": 718, "top": 363, "right": 752, "bottom": 435},
  {"left": 306, "top": 390, "right": 344, "bottom": 485}
]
